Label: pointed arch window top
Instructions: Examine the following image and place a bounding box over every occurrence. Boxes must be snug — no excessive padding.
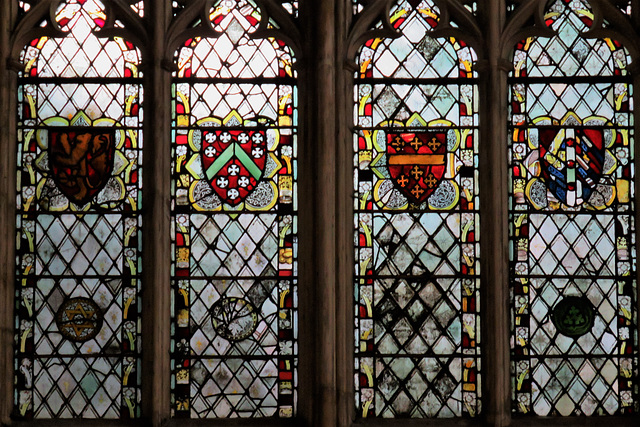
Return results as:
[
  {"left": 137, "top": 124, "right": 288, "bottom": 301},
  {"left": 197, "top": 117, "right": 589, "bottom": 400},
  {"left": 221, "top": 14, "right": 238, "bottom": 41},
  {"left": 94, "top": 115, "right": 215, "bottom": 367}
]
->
[
  {"left": 513, "top": 0, "right": 632, "bottom": 78},
  {"left": 21, "top": 0, "right": 141, "bottom": 79},
  {"left": 358, "top": 0, "right": 477, "bottom": 80},
  {"left": 175, "top": 0, "right": 295, "bottom": 79}
]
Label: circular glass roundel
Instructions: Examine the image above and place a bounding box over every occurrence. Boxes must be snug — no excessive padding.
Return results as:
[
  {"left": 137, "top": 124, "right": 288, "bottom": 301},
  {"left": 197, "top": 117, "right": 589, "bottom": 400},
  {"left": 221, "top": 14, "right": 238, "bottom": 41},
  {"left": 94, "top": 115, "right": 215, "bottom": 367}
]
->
[
  {"left": 551, "top": 296, "right": 595, "bottom": 338},
  {"left": 55, "top": 297, "right": 104, "bottom": 342},
  {"left": 211, "top": 297, "right": 258, "bottom": 341}
]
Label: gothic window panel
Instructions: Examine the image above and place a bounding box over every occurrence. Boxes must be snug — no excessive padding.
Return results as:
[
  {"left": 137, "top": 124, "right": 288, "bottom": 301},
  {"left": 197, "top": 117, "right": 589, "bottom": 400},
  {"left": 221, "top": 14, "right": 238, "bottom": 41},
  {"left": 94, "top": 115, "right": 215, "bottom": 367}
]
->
[
  {"left": 171, "top": 0, "right": 297, "bottom": 419},
  {"left": 509, "top": 0, "right": 637, "bottom": 416},
  {"left": 15, "top": 0, "right": 143, "bottom": 420},
  {"left": 353, "top": 0, "right": 480, "bottom": 418}
]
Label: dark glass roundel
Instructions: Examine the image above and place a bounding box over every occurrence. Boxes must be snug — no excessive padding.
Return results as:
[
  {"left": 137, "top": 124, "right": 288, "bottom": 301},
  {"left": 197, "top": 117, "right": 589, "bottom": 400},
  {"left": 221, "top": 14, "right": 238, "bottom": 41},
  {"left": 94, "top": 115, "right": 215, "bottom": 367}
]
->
[
  {"left": 55, "top": 297, "right": 104, "bottom": 342},
  {"left": 551, "top": 296, "right": 595, "bottom": 338},
  {"left": 211, "top": 297, "right": 258, "bottom": 341}
]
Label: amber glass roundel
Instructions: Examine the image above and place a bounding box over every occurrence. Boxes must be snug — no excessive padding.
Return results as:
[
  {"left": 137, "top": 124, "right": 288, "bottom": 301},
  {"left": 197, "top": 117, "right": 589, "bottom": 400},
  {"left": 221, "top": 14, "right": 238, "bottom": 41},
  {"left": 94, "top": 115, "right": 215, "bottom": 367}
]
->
[{"left": 55, "top": 297, "right": 104, "bottom": 342}]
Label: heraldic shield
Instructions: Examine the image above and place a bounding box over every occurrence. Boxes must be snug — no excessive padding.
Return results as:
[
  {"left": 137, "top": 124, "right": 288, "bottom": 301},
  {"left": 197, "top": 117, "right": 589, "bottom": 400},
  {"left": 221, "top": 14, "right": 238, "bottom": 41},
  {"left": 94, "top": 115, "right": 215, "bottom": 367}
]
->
[
  {"left": 538, "top": 127, "right": 606, "bottom": 207},
  {"left": 49, "top": 128, "right": 116, "bottom": 206},
  {"left": 201, "top": 129, "right": 267, "bottom": 206},
  {"left": 387, "top": 131, "right": 447, "bottom": 204}
]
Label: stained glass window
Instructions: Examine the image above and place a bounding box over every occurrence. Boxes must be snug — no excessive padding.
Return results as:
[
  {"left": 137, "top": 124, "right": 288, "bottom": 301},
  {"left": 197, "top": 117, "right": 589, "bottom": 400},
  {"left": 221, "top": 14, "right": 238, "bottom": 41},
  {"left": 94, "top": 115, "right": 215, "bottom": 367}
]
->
[
  {"left": 354, "top": 0, "right": 480, "bottom": 418},
  {"left": 281, "top": 1, "right": 298, "bottom": 16},
  {"left": 509, "top": 0, "right": 638, "bottom": 416},
  {"left": 170, "top": 0, "right": 297, "bottom": 418},
  {"left": 14, "top": 0, "right": 143, "bottom": 419}
]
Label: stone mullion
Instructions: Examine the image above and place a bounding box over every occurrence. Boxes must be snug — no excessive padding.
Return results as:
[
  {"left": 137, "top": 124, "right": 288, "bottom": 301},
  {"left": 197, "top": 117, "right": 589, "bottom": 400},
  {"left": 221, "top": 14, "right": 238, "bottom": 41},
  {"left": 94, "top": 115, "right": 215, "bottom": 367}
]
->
[
  {"left": 310, "top": 0, "right": 338, "bottom": 424},
  {"left": 140, "top": 2, "right": 171, "bottom": 426},
  {"left": 297, "top": 0, "right": 354, "bottom": 425},
  {"left": 479, "top": 0, "right": 511, "bottom": 425},
  {"left": 336, "top": 0, "right": 355, "bottom": 426},
  {"left": 0, "top": 0, "right": 17, "bottom": 424}
]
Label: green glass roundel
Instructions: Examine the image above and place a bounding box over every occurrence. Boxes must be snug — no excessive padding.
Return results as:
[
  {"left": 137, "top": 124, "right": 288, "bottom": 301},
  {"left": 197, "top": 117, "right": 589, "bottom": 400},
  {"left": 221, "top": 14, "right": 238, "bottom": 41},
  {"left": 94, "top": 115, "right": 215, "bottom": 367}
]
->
[{"left": 551, "top": 296, "right": 595, "bottom": 338}]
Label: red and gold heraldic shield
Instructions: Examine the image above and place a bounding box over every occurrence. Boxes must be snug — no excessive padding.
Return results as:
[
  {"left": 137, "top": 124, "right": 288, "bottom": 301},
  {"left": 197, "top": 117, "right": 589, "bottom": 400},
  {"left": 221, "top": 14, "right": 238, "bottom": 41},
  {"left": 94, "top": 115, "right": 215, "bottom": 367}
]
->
[
  {"left": 387, "top": 132, "right": 447, "bottom": 204},
  {"left": 49, "top": 128, "right": 116, "bottom": 206}
]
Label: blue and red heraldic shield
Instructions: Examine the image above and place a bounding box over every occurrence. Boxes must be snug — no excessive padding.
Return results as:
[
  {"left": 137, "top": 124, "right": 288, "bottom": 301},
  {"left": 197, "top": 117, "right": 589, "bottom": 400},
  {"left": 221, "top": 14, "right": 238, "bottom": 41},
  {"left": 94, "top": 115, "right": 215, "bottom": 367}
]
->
[{"left": 538, "top": 127, "right": 606, "bottom": 207}]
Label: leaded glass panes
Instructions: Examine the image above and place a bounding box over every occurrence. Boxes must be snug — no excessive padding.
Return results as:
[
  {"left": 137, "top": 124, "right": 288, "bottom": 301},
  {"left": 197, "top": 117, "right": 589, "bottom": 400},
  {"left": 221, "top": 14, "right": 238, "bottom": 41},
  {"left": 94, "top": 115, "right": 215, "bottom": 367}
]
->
[
  {"left": 170, "top": 0, "right": 297, "bottom": 418},
  {"left": 616, "top": 0, "right": 633, "bottom": 16},
  {"left": 18, "top": 1, "right": 30, "bottom": 15},
  {"left": 281, "top": 1, "right": 298, "bottom": 16},
  {"left": 15, "top": 0, "right": 143, "bottom": 419},
  {"left": 509, "top": 0, "right": 638, "bottom": 416},
  {"left": 354, "top": 0, "right": 480, "bottom": 418},
  {"left": 131, "top": 1, "right": 143, "bottom": 17}
]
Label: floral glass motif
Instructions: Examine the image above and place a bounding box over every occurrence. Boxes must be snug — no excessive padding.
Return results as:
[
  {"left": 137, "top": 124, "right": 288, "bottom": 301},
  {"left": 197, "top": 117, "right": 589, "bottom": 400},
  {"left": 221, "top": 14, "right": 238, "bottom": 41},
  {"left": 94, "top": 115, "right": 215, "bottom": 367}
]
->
[
  {"left": 171, "top": 0, "right": 297, "bottom": 418},
  {"left": 509, "top": 0, "right": 638, "bottom": 416},
  {"left": 354, "top": 0, "right": 480, "bottom": 418},
  {"left": 15, "top": 0, "right": 143, "bottom": 420}
]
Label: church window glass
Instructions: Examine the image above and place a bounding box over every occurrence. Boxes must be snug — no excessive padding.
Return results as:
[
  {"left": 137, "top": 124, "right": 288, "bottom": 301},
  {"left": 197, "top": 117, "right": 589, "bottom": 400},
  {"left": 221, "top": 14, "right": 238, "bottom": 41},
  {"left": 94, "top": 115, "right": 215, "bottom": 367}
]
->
[
  {"left": 14, "top": 0, "right": 143, "bottom": 419},
  {"left": 353, "top": 0, "right": 481, "bottom": 418},
  {"left": 170, "top": 0, "right": 298, "bottom": 418},
  {"left": 509, "top": 0, "right": 638, "bottom": 416}
]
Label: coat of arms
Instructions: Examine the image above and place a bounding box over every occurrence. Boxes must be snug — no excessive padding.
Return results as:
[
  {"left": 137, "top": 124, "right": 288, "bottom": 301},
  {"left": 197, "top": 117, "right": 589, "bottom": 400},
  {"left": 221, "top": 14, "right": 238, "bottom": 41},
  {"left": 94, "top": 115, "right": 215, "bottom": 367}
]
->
[
  {"left": 538, "top": 127, "right": 606, "bottom": 207},
  {"left": 387, "top": 131, "right": 447, "bottom": 204},
  {"left": 519, "top": 113, "right": 619, "bottom": 210},
  {"left": 49, "top": 128, "right": 116, "bottom": 206},
  {"left": 201, "top": 129, "right": 267, "bottom": 206}
]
